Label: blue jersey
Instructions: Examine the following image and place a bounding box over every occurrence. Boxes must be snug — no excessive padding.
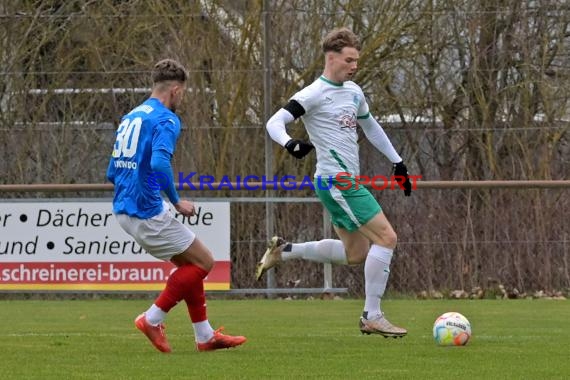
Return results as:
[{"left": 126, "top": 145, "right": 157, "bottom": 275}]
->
[{"left": 107, "top": 98, "right": 181, "bottom": 219}]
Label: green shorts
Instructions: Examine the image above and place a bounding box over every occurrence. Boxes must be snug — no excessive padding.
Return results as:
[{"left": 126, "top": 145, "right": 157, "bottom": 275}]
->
[{"left": 313, "top": 176, "right": 382, "bottom": 232}]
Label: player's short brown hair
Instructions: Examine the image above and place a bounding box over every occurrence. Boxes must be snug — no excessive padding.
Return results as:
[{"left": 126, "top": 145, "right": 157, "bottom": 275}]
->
[
  {"left": 151, "top": 59, "right": 188, "bottom": 84},
  {"left": 322, "top": 27, "right": 361, "bottom": 53}
]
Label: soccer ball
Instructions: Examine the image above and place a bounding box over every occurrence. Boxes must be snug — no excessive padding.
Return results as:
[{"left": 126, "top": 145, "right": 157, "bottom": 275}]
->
[{"left": 433, "top": 312, "right": 471, "bottom": 346}]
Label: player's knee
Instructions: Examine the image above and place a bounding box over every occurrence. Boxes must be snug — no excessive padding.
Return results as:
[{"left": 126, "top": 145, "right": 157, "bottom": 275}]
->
[
  {"left": 201, "top": 256, "right": 215, "bottom": 272},
  {"left": 171, "top": 250, "right": 215, "bottom": 272},
  {"left": 190, "top": 254, "right": 214, "bottom": 272},
  {"left": 370, "top": 229, "right": 397, "bottom": 249},
  {"left": 384, "top": 230, "right": 397, "bottom": 249}
]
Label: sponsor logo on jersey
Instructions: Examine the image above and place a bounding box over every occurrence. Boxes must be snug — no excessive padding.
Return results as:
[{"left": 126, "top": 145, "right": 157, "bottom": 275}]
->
[{"left": 339, "top": 112, "right": 358, "bottom": 130}]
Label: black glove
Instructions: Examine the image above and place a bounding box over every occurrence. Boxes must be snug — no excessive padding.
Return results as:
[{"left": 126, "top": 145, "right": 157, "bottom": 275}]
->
[
  {"left": 285, "top": 139, "right": 314, "bottom": 159},
  {"left": 393, "top": 161, "right": 412, "bottom": 196}
]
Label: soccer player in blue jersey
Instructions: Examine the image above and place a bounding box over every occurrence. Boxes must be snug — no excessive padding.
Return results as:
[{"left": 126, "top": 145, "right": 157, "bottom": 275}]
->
[{"left": 107, "top": 59, "right": 246, "bottom": 353}]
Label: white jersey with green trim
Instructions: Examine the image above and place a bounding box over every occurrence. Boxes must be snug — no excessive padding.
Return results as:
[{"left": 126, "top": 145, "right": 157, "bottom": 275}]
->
[{"left": 291, "top": 76, "right": 369, "bottom": 177}]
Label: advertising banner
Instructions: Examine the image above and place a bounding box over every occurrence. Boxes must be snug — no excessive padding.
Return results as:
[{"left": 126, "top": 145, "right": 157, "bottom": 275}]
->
[{"left": 0, "top": 200, "right": 230, "bottom": 291}]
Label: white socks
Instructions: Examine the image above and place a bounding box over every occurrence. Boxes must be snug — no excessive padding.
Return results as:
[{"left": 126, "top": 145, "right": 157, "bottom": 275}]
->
[
  {"left": 279, "top": 240, "right": 393, "bottom": 319},
  {"left": 145, "top": 303, "right": 214, "bottom": 343},
  {"left": 193, "top": 320, "right": 215, "bottom": 343},
  {"left": 281, "top": 239, "right": 347, "bottom": 264},
  {"left": 145, "top": 304, "right": 167, "bottom": 326},
  {"left": 363, "top": 245, "right": 393, "bottom": 318}
]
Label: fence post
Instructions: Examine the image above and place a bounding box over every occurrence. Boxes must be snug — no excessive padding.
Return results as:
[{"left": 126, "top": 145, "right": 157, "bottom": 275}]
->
[
  {"left": 262, "top": 0, "right": 276, "bottom": 291},
  {"left": 322, "top": 209, "right": 333, "bottom": 291}
]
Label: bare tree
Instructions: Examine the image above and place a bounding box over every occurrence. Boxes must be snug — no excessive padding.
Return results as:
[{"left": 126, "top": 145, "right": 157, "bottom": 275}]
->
[{"left": 0, "top": 0, "right": 568, "bottom": 293}]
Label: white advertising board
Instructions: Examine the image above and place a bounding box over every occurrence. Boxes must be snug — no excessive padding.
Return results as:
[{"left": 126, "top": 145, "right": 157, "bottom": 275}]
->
[{"left": 0, "top": 200, "right": 230, "bottom": 291}]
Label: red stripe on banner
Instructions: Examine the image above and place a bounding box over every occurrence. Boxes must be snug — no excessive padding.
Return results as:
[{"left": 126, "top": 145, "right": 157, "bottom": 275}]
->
[{"left": 0, "top": 261, "right": 230, "bottom": 285}]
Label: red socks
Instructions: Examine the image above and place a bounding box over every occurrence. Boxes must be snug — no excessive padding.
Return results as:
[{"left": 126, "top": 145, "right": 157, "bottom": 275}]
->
[
  {"left": 183, "top": 265, "right": 208, "bottom": 323},
  {"left": 154, "top": 264, "right": 209, "bottom": 322}
]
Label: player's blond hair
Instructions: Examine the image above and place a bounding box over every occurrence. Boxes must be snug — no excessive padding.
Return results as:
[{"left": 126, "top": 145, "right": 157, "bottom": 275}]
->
[{"left": 322, "top": 27, "right": 361, "bottom": 53}]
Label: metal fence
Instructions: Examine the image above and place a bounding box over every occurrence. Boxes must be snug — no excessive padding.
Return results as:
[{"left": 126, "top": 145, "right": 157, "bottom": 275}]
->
[{"left": 0, "top": 180, "right": 570, "bottom": 295}]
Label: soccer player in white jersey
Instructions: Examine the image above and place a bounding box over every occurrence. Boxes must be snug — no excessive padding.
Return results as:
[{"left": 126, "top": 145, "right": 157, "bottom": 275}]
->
[
  {"left": 107, "top": 59, "right": 246, "bottom": 352},
  {"left": 256, "top": 28, "right": 412, "bottom": 338}
]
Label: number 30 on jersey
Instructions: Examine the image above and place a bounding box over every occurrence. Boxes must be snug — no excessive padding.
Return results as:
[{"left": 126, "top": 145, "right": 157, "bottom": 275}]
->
[{"left": 112, "top": 117, "right": 142, "bottom": 158}]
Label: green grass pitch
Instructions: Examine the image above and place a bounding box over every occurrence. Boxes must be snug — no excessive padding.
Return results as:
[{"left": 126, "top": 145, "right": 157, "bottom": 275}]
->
[{"left": 1, "top": 299, "right": 568, "bottom": 379}]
